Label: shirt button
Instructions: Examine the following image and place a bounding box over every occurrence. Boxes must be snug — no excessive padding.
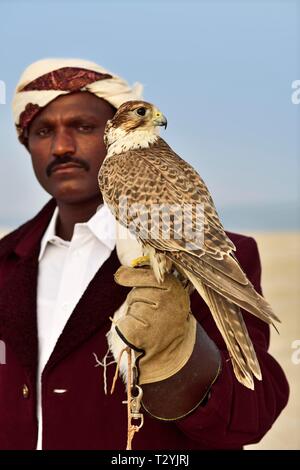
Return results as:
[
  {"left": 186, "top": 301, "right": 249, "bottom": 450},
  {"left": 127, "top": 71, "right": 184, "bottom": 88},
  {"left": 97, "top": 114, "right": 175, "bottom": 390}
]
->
[
  {"left": 22, "top": 384, "right": 29, "bottom": 398},
  {"left": 62, "top": 303, "right": 69, "bottom": 310}
]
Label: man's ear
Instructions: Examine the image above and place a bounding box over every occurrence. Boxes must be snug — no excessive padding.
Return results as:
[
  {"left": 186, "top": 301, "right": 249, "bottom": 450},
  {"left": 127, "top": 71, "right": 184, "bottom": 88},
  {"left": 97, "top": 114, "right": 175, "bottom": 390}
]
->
[{"left": 22, "top": 129, "right": 30, "bottom": 150}]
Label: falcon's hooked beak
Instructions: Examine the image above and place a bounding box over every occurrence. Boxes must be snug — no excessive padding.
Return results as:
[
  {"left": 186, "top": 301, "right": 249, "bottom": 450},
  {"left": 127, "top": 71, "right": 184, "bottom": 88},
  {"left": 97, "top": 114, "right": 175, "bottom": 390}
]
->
[{"left": 152, "top": 108, "right": 168, "bottom": 129}]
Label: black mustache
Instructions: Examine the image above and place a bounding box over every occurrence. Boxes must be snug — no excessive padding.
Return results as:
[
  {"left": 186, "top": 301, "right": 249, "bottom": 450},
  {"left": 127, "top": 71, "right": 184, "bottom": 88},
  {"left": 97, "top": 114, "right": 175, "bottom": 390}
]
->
[{"left": 46, "top": 156, "right": 89, "bottom": 177}]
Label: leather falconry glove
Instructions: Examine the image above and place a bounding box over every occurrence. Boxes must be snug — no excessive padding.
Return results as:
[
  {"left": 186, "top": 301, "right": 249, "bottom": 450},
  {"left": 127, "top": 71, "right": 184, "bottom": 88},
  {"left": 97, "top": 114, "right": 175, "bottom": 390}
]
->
[{"left": 113, "top": 266, "right": 197, "bottom": 384}]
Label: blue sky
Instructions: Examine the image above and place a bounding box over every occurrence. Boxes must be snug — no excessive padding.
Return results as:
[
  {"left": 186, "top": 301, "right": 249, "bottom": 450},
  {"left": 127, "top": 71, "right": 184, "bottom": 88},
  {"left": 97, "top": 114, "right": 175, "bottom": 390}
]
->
[{"left": 0, "top": 0, "right": 299, "bottom": 230}]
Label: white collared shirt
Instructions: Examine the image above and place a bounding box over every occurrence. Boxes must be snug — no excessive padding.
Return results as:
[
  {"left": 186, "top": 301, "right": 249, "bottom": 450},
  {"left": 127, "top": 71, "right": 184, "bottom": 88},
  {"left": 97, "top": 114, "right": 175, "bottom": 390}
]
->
[{"left": 36, "top": 203, "right": 116, "bottom": 449}]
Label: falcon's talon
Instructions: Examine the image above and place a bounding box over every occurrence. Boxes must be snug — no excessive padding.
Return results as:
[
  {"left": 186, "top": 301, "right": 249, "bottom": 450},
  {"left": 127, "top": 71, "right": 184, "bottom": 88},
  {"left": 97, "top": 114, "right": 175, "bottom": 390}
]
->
[{"left": 131, "top": 255, "right": 150, "bottom": 268}]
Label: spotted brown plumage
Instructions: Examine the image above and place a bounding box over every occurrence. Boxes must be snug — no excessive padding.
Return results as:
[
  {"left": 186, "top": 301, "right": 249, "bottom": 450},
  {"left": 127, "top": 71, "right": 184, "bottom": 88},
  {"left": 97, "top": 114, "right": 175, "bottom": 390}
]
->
[{"left": 98, "top": 100, "right": 280, "bottom": 389}]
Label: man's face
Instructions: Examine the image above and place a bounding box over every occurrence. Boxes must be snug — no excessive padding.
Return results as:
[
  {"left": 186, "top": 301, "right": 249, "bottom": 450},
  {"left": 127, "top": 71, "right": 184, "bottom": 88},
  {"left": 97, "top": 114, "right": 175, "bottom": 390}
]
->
[{"left": 28, "top": 92, "right": 115, "bottom": 204}]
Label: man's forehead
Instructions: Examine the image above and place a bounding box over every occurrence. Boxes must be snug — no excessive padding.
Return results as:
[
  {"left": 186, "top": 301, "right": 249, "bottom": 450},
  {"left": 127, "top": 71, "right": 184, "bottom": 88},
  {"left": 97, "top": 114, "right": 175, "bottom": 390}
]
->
[
  {"left": 32, "top": 92, "right": 115, "bottom": 123},
  {"left": 44, "top": 92, "right": 112, "bottom": 112}
]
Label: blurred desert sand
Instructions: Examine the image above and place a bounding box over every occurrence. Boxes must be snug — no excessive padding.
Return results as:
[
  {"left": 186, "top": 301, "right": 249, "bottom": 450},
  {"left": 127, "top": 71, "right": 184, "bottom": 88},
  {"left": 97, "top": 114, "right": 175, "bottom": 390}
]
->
[
  {"left": 245, "top": 232, "right": 300, "bottom": 450},
  {"left": 0, "top": 229, "right": 299, "bottom": 449}
]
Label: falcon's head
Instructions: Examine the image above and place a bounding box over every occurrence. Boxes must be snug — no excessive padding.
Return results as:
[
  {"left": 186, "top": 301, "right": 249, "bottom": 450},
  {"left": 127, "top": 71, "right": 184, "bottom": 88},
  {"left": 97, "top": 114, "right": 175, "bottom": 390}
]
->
[{"left": 104, "top": 100, "right": 167, "bottom": 154}]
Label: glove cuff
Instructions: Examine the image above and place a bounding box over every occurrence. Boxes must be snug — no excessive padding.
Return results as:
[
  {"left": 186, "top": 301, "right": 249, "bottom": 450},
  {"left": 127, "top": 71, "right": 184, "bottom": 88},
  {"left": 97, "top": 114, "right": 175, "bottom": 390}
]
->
[{"left": 140, "top": 323, "right": 222, "bottom": 421}]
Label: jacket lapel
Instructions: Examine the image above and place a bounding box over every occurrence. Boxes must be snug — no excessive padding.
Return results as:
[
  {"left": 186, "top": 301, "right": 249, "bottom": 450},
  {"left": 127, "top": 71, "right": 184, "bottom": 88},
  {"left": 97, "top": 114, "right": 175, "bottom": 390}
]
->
[
  {"left": 0, "top": 248, "right": 39, "bottom": 380},
  {"left": 0, "top": 199, "right": 56, "bottom": 380}
]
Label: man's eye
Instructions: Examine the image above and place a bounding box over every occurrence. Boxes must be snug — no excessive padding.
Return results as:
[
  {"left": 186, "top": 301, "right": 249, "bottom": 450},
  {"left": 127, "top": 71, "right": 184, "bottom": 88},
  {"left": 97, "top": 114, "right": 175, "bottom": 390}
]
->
[
  {"left": 77, "top": 125, "right": 94, "bottom": 133},
  {"left": 36, "top": 128, "right": 51, "bottom": 137}
]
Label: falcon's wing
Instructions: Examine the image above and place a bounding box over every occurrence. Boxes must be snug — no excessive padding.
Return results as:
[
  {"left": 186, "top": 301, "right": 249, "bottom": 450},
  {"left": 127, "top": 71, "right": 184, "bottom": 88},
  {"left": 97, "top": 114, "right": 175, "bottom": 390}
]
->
[{"left": 100, "top": 137, "right": 234, "bottom": 256}]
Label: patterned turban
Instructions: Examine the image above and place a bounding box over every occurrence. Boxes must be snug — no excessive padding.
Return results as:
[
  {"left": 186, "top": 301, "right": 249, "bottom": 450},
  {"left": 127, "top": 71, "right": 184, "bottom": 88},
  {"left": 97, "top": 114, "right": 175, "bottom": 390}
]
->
[{"left": 12, "top": 58, "right": 143, "bottom": 145}]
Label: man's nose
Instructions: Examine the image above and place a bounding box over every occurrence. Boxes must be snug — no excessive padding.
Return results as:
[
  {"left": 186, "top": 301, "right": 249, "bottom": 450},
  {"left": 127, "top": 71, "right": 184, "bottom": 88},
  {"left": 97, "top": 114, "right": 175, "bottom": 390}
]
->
[{"left": 51, "top": 129, "right": 76, "bottom": 157}]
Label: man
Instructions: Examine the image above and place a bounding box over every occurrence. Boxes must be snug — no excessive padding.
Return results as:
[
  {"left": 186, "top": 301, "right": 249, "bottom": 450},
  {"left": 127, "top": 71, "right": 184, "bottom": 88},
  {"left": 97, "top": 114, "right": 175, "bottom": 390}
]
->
[{"left": 0, "top": 58, "right": 289, "bottom": 450}]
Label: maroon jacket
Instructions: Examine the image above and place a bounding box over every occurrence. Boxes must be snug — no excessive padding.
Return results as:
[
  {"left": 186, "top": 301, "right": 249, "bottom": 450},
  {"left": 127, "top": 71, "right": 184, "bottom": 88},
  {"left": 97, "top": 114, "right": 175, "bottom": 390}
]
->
[{"left": 0, "top": 199, "right": 289, "bottom": 450}]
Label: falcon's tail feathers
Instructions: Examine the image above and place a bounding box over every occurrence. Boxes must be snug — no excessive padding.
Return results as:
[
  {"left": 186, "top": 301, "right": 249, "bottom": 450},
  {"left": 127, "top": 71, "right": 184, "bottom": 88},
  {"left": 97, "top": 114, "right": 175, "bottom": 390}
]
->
[{"left": 183, "top": 270, "right": 262, "bottom": 389}]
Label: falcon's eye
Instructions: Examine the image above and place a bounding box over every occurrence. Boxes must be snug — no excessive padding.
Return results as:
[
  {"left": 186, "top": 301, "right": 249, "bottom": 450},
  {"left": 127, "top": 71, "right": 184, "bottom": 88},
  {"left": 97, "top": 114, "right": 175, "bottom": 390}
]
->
[{"left": 136, "top": 107, "right": 146, "bottom": 116}]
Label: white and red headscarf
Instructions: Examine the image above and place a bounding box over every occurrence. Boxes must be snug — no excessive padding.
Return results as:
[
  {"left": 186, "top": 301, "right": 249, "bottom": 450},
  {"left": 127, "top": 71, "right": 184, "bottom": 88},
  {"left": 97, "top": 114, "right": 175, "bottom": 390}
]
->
[{"left": 12, "top": 58, "right": 143, "bottom": 145}]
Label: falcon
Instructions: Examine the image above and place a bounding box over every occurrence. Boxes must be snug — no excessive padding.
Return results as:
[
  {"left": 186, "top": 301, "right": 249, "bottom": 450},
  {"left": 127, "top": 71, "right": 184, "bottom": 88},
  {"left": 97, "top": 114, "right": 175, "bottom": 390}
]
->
[{"left": 98, "top": 100, "right": 279, "bottom": 390}]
